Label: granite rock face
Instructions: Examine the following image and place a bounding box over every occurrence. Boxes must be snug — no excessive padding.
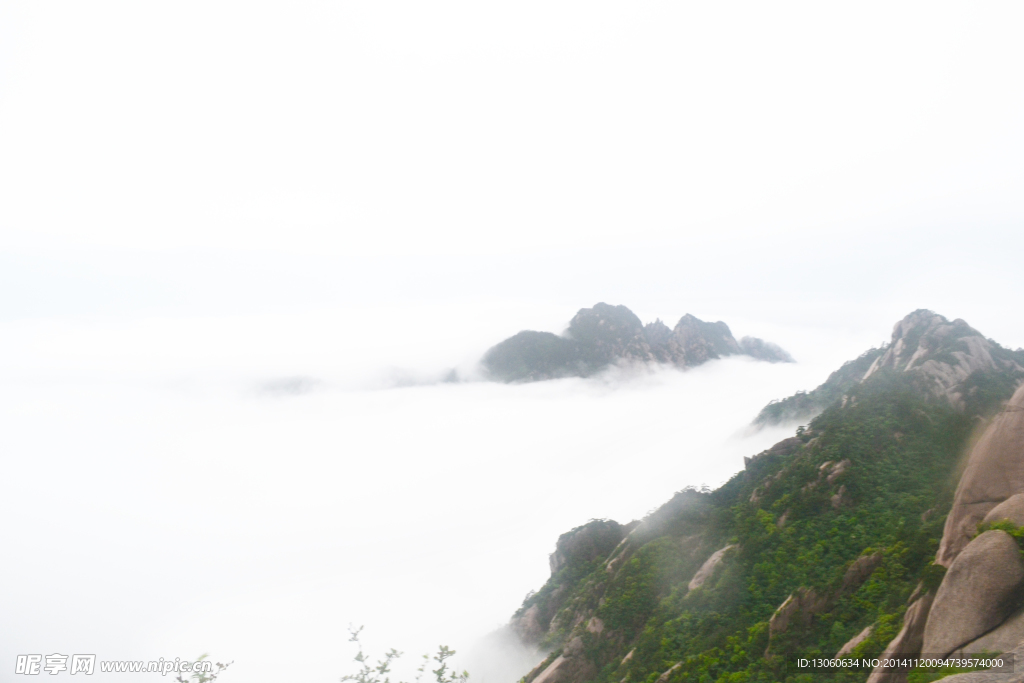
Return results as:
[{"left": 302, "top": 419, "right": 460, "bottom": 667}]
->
[
  {"left": 924, "top": 530, "right": 1024, "bottom": 657},
  {"left": 868, "top": 375, "right": 1024, "bottom": 680},
  {"left": 482, "top": 303, "right": 791, "bottom": 382},
  {"left": 937, "top": 382, "right": 1024, "bottom": 566},
  {"left": 861, "top": 311, "right": 1024, "bottom": 411},
  {"left": 955, "top": 605, "right": 1024, "bottom": 656}
]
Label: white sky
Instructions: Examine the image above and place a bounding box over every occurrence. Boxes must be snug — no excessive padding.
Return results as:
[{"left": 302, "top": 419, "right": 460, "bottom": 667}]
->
[
  {"left": 0, "top": 3, "right": 1021, "bottom": 254},
  {"left": 1, "top": 2, "right": 1022, "bottom": 339},
  {"left": 2, "top": 2, "right": 1024, "bottom": 682}
]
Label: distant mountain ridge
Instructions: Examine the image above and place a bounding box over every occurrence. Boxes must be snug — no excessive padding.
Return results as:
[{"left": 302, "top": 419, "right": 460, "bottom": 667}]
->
[{"left": 482, "top": 303, "right": 792, "bottom": 382}]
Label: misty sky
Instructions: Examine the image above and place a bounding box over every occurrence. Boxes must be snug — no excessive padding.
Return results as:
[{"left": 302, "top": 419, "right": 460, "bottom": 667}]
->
[
  {"left": 1, "top": 2, "right": 1022, "bottom": 334},
  {"left": 2, "top": 2, "right": 1024, "bottom": 683}
]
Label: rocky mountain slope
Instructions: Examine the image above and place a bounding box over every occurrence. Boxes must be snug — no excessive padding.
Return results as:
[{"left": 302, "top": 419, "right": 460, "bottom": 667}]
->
[
  {"left": 482, "top": 303, "right": 792, "bottom": 382},
  {"left": 756, "top": 310, "right": 1024, "bottom": 426},
  {"left": 506, "top": 310, "right": 1024, "bottom": 683}
]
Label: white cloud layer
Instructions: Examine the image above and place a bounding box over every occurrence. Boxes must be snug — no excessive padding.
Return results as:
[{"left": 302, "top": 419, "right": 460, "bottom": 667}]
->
[{"left": 0, "top": 308, "right": 841, "bottom": 682}]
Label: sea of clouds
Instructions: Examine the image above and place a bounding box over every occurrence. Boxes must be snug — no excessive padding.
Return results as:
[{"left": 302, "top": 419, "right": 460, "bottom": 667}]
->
[{"left": 0, "top": 303, "right": 878, "bottom": 683}]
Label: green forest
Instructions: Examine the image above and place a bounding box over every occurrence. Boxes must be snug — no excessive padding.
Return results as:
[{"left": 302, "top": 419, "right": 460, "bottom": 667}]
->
[{"left": 515, "top": 370, "right": 1015, "bottom": 683}]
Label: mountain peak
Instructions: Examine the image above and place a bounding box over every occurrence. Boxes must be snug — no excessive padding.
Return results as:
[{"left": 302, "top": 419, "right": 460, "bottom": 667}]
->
[
  {"left": 756, "top": 310, "right": 1024, "bottom": 425},
  {"left": 481, "top": 303, "right": 792, "bottom": 382}
]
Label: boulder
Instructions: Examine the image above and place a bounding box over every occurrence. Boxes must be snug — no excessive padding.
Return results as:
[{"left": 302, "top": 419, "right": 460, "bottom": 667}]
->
[
  {"left": 937, "top": 383, "right": 1024, "bottom": 567},
  {"left": 924, "top": 530, "right": 1024, "bottom": 657},
  {"left": 688, "top": 545, "right": 736, "bottom": 591},
  {"left": 984, "top": 493, "right": 1024, "bottom": 527}
]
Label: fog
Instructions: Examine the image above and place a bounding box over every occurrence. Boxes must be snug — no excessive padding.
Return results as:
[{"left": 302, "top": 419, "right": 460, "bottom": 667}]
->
[
  {"left": 3, "top": 1, "right": 1024, "bottom": 681},
  {"left": 0, "top": 306, "right": 867, "bottom": 682}
]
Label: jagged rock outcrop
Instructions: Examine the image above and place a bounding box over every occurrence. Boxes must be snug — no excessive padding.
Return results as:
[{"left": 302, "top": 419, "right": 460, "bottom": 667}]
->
[
  {"left": 482, "top": 303, "right": 791, "bottom": 382},
  {"left": 923, "top": 530, "right": 1024, "bottom": 657},
  {"left": 512, "top": 488, "right": 717, "bottom": 683},
  {"left": 937, "top": 382, "right": 1024, "bottom": 566},
  {"left": 861, "top": 311, "right": 1024, "bottom": 411},
  {"left": 756, "top": 309, "right": 1024, "bottom": 425},
  {"left": 512, "top": 519, "right": 628, "bottom": 646}
]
